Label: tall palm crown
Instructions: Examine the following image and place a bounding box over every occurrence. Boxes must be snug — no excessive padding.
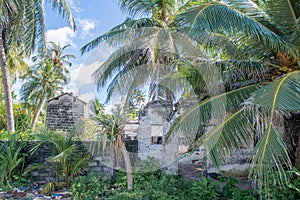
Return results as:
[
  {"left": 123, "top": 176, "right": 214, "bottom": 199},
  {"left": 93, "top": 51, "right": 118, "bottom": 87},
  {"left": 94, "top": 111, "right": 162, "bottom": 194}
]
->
[
  {"left": 0, "top": 0, "right": 75, "bottom": 132},
  {"left": 81, "top": 0, "right": 290, "bottom": 103},
  {"left": 21, "top": 42, "right": 74, "bottom": 130},
  {"left": 82, "top": 0, "right": 300, "bottom": 194}
]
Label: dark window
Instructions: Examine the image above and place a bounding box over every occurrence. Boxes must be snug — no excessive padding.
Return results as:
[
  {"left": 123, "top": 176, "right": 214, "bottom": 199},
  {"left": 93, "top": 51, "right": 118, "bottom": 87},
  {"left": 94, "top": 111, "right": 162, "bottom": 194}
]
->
[{"left": 151, "top": 136, "right": 163, "bottom": 145}]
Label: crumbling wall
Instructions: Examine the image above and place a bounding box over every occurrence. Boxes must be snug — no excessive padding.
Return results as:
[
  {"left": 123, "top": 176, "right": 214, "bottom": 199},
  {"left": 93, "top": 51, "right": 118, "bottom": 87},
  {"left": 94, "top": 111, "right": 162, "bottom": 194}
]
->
[
  {"left": 137, "top": 100, "right": 179, "bottom": 174},
  {"left": 46, "top": 93, "right": 89, "bottom": 133},
  {"left": 25, "top": 140, "right": 138, "bottom": 181}
]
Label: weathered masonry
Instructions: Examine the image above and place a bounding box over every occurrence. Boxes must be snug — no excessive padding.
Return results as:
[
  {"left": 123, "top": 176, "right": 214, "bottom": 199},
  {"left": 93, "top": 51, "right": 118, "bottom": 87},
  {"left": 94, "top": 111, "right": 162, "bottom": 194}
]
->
[{"left": 46, "top": 93, "right": 89, "bottom": 133}]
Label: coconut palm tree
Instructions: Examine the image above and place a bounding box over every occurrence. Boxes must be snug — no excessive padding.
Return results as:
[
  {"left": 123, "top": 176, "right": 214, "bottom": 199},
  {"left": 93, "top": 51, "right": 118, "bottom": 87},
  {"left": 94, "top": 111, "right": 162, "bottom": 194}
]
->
[
  {"left": 164, "top": 0, "right": 300, "bottom": 195},
  {"left": 82, "top": 0, "right": 299, "bottom": 194},
  {"left": 21, "top": 42, "right": 74, "bottom": 130},
  {"left": 81, "top": 0, "right": 290, "bottom": 106},
  {"left": 92, "top": 105, "right": 133, "bottom": 190},
  {"left": 0, "top": 0, "right": 75, "bottom": 133}
]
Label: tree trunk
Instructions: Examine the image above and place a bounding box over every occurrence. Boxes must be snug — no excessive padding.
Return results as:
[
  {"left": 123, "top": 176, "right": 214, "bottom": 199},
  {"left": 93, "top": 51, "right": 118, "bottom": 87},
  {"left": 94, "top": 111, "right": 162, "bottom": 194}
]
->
[
  {"left": 0, "top": 28, "right": 15, "bottom": 133},
  {"left": 30, "top": 98, "right": 45, "bottom": 130},
  {"left": 283, "top": 112, "right": 300, "bottom": 169},
  {"left": 121, "top": 140, "right": 133, "bottom": 190}
]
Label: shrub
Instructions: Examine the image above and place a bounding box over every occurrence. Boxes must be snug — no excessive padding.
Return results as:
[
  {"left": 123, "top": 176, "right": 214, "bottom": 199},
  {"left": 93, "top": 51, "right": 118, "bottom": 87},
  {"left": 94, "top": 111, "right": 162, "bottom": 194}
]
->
[
  {"left": 0, "top": 133, "right": 26, "bottom": 187},
  {"left": 70, "top": 174, "right": 110, "bottom": 200}
]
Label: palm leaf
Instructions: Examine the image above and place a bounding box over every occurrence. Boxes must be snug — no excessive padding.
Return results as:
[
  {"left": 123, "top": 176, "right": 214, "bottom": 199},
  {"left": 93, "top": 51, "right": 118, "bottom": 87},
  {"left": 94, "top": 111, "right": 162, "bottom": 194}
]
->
[
  {"left": 176, "top": 3, "right": 295, "bottom": 55},
  {"left": 81, "top": 18, "right": 161, "bottom": 54},
  {"left": 247, "top": 70, "right": 300, "bottom": 193},
  {"left": 165, "top": 84, "right": 261, "bottom": 144},
  {"left": 195, "top": 108, "right": 254, "bottom": 167},
  {"left": 252, "top": 71, "right": 300, "bottom": 112},
  {"left": 250, "top": 126, "right": 291, "bottom": 193}
]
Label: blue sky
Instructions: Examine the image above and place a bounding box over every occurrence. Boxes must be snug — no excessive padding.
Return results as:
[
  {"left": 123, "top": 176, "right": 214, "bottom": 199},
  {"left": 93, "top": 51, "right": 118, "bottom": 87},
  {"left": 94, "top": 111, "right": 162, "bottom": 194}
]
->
[{"left": 44, "top": 0, "right": 126, "bottom": 103}]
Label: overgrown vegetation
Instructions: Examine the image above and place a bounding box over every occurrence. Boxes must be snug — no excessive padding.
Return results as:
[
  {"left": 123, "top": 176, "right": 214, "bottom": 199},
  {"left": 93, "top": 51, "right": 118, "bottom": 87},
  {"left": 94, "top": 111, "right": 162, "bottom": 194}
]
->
[
  {"left": 27, "top": 130, "right": 90, "bottom": 190},
  {"left": 69, "top": 168, "right": 300, "bottom": 200},
  {"left": 0, "top": 133, "right": 26, "bottom": 187}
]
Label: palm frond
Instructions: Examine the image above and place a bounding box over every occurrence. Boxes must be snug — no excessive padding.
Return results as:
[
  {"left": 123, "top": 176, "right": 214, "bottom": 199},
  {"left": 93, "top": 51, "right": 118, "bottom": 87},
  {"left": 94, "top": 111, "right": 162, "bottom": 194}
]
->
[
  {"left": 195, "top": 109, "right": 253, "bottom": 167},
  {"left": 252, "top": 71, "right": 300, "bottom": 112},
  {"left": 255, "top": 0, "right": 299, "bottom": 38},
  {"left": 115, "top": 0, "right": 154, "bottom": 17},
  {"left": 81, "top": 18, "right": 161, "bottom": 54},
  {"left": 250, "top": 126, "right": 291, "bottom": 192},
  {"left": 165, "top": 84, "right": 261, "bottom": 144},
  {"left": 46, "top": 0, "right": 76, "bottom": 31},
  {"left": 176, "top": 3, "right": 295, "bottom": 55},
  {"left": 248, "top": 70, "right": 300, "bottom": 193}
]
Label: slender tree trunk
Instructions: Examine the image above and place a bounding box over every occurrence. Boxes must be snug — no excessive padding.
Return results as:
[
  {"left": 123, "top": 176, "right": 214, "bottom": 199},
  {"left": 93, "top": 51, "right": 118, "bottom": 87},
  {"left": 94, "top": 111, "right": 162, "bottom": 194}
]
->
[
  {"left": 30, "top": 98, "right": 45, "bottom": 130},
  {"left": 121, "top": 140, "right": 133, "bottom": 190},
  {"left": 0, "top": 28, "right": 15, "bottom": 133}
]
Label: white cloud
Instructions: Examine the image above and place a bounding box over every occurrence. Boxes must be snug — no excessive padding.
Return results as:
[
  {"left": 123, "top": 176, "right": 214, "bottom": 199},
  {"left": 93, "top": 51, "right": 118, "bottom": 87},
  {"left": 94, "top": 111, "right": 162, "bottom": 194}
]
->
[
  {"left": 78, "top": 18, "right": 96, "bottom": 37},
  {"left": 67, "top": 0, "right": 84, "bottom": 13},
  {"left": 47, "top": 27, "right": 77, "bottom": 47},
  {"left": 73, "top": 61, "right": 101, "bottom": 102}
]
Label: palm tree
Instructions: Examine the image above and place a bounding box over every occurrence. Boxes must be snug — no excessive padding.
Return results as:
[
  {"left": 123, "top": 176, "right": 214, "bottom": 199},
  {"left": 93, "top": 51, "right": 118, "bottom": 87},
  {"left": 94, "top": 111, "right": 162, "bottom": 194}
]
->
[
  {"left": 29, "top": 130, "right": 90, "bottom": 188},
  {"left": 82, "top": 0, "right": 299, "bottom": 194},
  {"left": 164, "top": 0, "right": 300, "bottom": 195},
  {"left": 81, "top": 0, "right": 290, "bottom": 106},
  {"left": 0, "top": 0, "right": 75, "bottom": 133},
  {"left": 90, "top": 104, "right": 133, "bottom": 190},
  {"left": 21, "top": 42, "right": 74, "bottom": 130}
]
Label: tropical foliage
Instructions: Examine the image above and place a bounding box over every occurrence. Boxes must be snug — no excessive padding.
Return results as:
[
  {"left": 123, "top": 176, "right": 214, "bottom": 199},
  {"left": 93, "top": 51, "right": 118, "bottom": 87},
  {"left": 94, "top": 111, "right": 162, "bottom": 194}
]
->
[
  {"left": 28, "top": 130, "right": 90, "bottom": 188},
  {"left": 91, "top": 105, "right": 134, "bottom": 190},
  {"left": 82, "top": 0, "right": 300, "bottom": 195},
  {"left": 0, "top": 0, "right": 75, "bottom": 133},
  {"left": 0, "top": 133, "right": 26, "bottom": 187},
  {"left": 20, "top": 42, "right": 75, "bottom": 130}
]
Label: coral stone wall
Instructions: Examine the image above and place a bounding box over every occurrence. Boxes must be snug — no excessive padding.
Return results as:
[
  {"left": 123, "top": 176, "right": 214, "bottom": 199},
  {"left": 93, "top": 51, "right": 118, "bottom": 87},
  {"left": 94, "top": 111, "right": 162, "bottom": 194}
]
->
[
  {"left": 25, "top": 140, "right": 138, "bottom": 181},
  {"left": 46, "top": 93, "right": 89, "bottom": 133},
  {"left": 137, "top": 100, "right": 179, "bottom": 174}
]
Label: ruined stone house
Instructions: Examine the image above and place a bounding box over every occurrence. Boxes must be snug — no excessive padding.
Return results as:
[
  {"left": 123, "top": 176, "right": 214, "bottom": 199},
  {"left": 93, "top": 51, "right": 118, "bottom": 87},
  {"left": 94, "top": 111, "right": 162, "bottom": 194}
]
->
[
  {"left": 46, "top": 93, "right": 89, "bottom": 133},
  {"left": 45, "top": 94, "right": 254, "bottom": 176}
]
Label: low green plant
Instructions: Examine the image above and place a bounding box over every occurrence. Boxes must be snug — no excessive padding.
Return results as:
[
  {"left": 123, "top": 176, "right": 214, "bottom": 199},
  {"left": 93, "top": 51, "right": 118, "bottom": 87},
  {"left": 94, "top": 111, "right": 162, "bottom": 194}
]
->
[
  {"left": 190, "top": 178, "right": 219, "bottom": 200},
  {"left": 41, "top": 181, "right": 65, "bottom": 195},
  {"left": 220, "top": 177, "right": 256, "bottom": 200},
  {"left": 260, "top": 169, "right": 300, "bottom": 200},
  {"left": 0, "top": 133, "right": 26, "bottom": 187},
  {"left": 70, "top": 174, "right": 110, "bottom": 200},
  {"left": 29, "top": 130, "right": 90, "bottom": 188}
]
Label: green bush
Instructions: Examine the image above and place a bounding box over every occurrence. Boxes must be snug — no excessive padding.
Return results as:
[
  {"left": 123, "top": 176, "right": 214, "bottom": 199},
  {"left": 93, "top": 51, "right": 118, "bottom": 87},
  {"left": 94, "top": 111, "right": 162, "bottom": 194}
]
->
[
  {"left": 28, "top": 130, "right": 90, "bottom": 187},
  {"left": 189, "top": 178, "right": 219, "bottom": 200},
  {"left": 0, "top": 133, "right": 27, "bottom": 187},
  {"left": 70, "top": 174, "right": 110, "bottom": 200},
  {"left": 220, "top": 177, "right": 256, "bottom": 200}
]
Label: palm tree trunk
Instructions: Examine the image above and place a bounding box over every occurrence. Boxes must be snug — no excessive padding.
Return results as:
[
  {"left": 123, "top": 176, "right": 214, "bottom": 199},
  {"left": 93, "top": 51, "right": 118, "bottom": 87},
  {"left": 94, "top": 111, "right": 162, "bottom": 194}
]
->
[
  {"left": 30, "top": 98, "right": 45, "bottom": 130},
  {"left": 121, "top": 140, "right": 133, "bottom": 190},
  {"left": 0, "top": 28, "right": 15, "bottom": 133}
]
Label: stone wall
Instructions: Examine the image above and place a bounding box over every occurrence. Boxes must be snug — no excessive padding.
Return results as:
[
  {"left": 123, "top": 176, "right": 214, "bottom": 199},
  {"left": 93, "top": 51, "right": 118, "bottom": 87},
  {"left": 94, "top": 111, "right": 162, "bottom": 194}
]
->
[
  {"left": 24, "top": 140, "right": 138, "bottom": 181},
  {"left": 137, "top": 100, "right": 179, "bottom": 174},
  {"left": 46, "top": 93, "right": 89, "bottom": 133}
]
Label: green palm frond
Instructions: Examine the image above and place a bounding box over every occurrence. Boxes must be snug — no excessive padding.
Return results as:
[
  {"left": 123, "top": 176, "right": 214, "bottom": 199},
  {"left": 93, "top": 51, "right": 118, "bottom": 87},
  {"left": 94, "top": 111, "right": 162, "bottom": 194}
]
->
[
  {"left": 252, "top": 71, "right": 300, "bottom": 112},
  {"left": 177, "top": 3, "right": 295, "bottom": 55},
  {"left": 256, "top": 0, "right": 299, "bottom": 38},
  {"left": 46, "top": 0, "right": 76, "bottom": 31},
  {"left": 105, "top": 63, "right": 150, "bottom": 103},
  {"left": 81, "top": 18, "right": 161, "bottom": 54},
  {"left": 24, "top": 0, "right": 46, "bottom": 54},
  {"left": 250, "top": 126, "right": 291, "bottom": 190},
  {"left": 247, "top": 70, "right": 300, "bottom": 192},
  {"left": 165, "top": 84, "right": 260, "bottom": 144},
  {"left": 195, "top": 109, "right": 253, "bottom": 167},
  {"left": 116, "top": 0, "right": 155, "bottom": 17},
  {"left": 92, "top": 46, "right": 148, "bottom": 90}
]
